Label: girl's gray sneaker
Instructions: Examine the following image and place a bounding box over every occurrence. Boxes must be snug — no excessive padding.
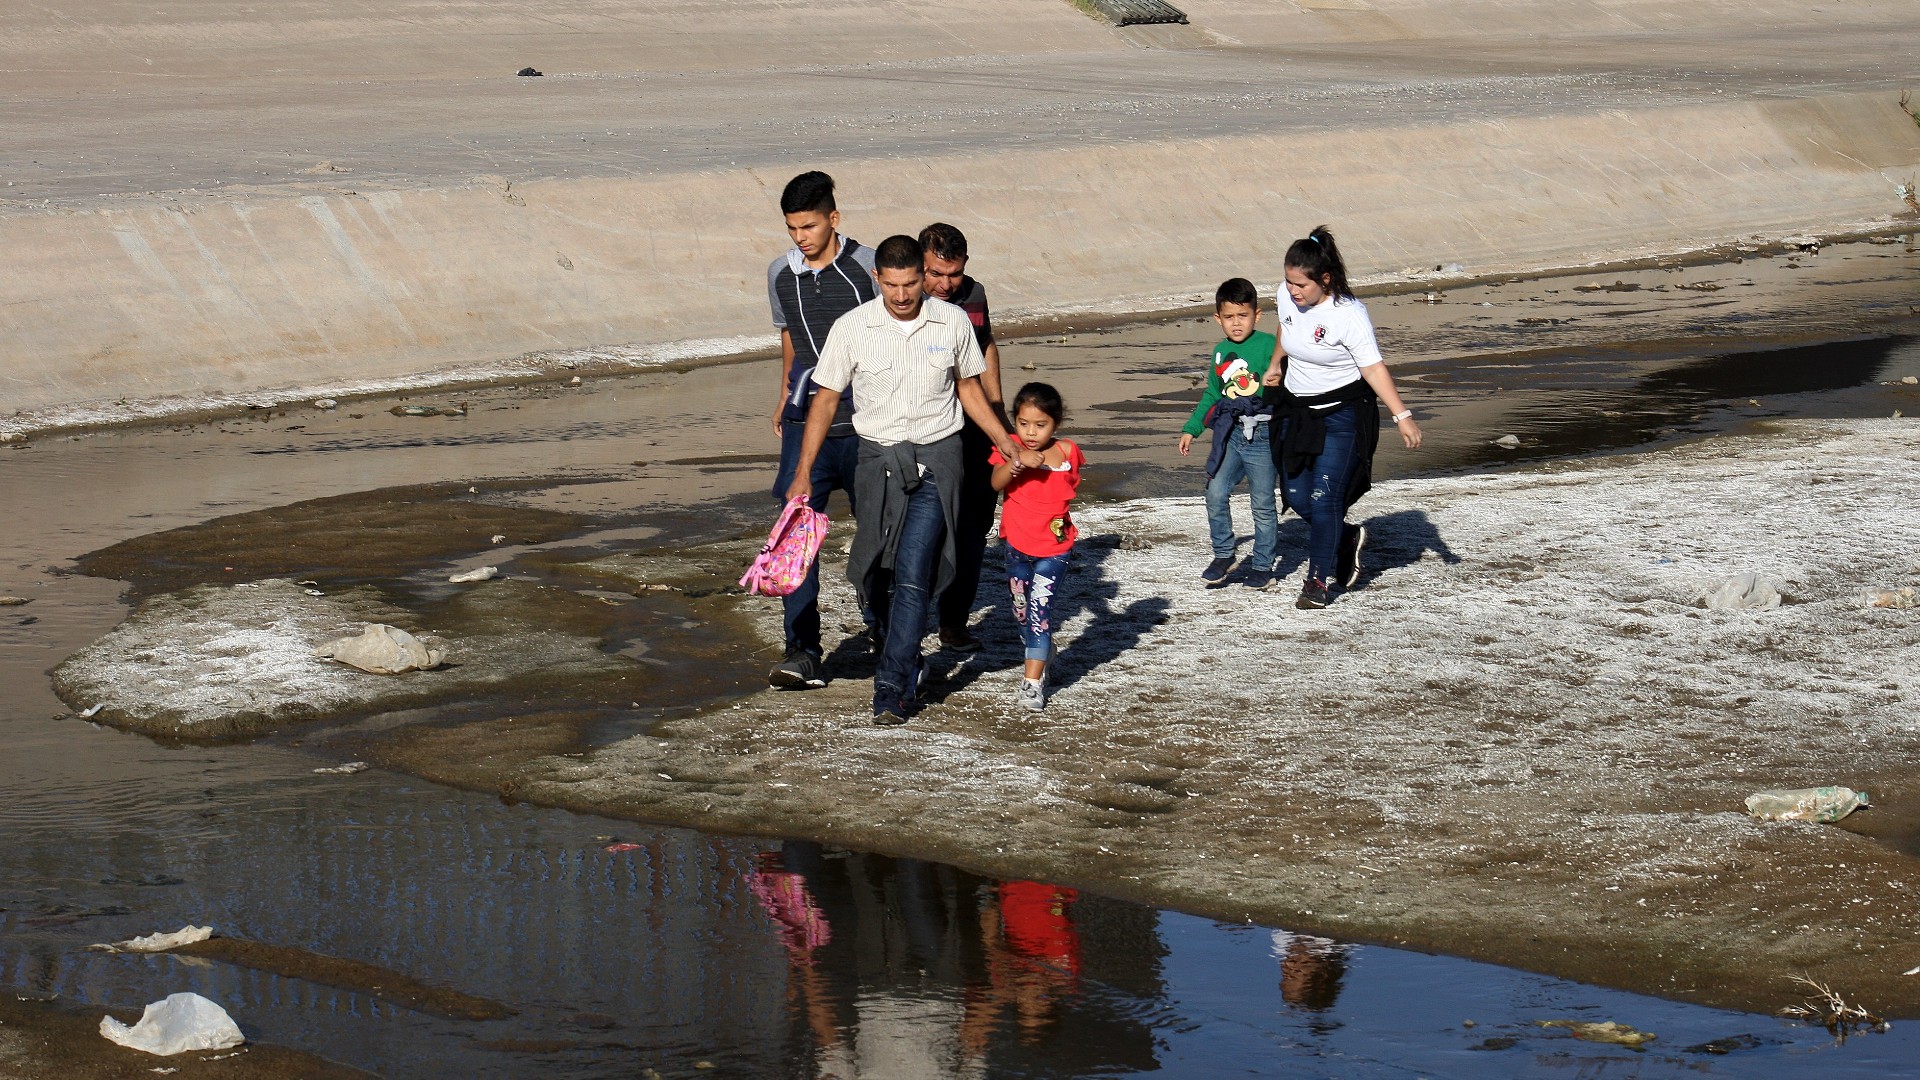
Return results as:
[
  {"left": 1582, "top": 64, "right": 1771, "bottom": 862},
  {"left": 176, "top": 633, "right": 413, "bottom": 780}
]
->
[{"left": 1016, "top": 676, "right": 1047, "bottom": 712}]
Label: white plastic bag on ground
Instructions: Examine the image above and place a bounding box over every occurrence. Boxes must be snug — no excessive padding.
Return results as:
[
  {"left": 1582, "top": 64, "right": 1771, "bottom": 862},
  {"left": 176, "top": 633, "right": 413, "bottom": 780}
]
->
[
  {"left": 317, "top": 623, "right": 446, "bottom": 674},
  {"left": 99, "top": 992, "right": 244, "bottom": 1055},
  {"left": 89, "top": 925, "right": 213, "bottom": 953},
  {"left": 1701, "top": 572, "right": 1782, "bottom": 610}
]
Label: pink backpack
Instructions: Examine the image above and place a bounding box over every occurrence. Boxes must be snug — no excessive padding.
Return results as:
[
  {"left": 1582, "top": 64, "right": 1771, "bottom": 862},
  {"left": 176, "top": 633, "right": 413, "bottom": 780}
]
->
[{"left": 740, "top": 495, "right": 830, "bottom": 597}]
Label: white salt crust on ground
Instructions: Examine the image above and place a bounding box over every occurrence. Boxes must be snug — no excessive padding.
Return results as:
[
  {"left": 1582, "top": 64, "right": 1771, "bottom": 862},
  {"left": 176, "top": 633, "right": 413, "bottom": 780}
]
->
[
  {"left": 506, "top": 418, "right": 1920, "bottom": 1014},
  {"left": 52, "top": 578, "right": 627, "bottom": 739}
]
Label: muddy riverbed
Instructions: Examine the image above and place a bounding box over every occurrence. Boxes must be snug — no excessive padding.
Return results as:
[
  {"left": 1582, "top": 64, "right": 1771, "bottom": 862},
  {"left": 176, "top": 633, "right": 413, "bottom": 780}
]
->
[{"left": 4, "top": 237, "right": 1920, "bottom": 1075}]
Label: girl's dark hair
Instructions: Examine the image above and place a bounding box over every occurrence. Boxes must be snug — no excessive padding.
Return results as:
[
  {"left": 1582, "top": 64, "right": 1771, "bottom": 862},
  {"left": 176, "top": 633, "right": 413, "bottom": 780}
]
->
[
  {"left": 1012, "top": 382, "right": 1065, "bottom": 424},
  {"left": 1283, "top": 225, "right": 1353, "bottom": 301}
]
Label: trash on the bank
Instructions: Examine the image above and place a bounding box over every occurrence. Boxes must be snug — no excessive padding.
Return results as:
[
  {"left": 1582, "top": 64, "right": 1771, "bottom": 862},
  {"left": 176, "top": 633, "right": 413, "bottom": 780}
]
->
[
  {"left": 1745, "top": 785, "right": 1868, "bottom": 823},
  {"left": 1422, "top": 291, "right": 1442, "bottom": 303},
  {"left": 312, "top": 398, "right": 338, "bottom": 410},
  {"left": 604, "top": 842, "right": 643, "bottom": 853},
  {"left": 317, "top": 623, "right": 446, "bottom": 674},
  {"left": 391, "top": 405, "right": 440, "bottom": 417},
  {"left": 567, "top": 375, "right": 583, "bottom": 387},
  {"left": 518, "top": 66, "right": 543, "bottom": 77},
  {"left": 0, "top": 596, "right": 32, "bottom": 606},
  {"left": 89, "top": 926, "right": 214, "bottom": 954},
  {"left": 1868, "top": 587, "right": 1916, "bottom": 608},
  {"left": 303, "top": 588, "right": 324, "bottom": 597},
  {"left": 1901, "top": 965, "right": 1920, "bottom": 976},
  {"left": 1778, "top": 975, "right": 1886, "bottom": 1038},
  {"left": 1492, "top": 434, "right": 1521, "bottom": 448},
  {"left": 313, "top": 761, "right": 370, "bottom": 775},
  {"left": 99, "top": 992, "right": 244, "bottom": 1056},
  {"left": 490, "top": 534, "right": 507, "bottom": 544},
  {"left": 79, "top": 704, "right": 105, "bottom": 718},
  {"left": 1537, "top": 1019, "right": 1656, "bottom": 1047},
  {"left": 449, "top": 566, "right": 499, "bottom": 583},
  {"left": 0, "top": 433, "right": 27, "bottom": 444},
  {"left": 1903, "top": 375, "right": 1918, "bottom": 385},
  {"left": 1701, "top": 572, "right": 1782, "bottom": 610}
]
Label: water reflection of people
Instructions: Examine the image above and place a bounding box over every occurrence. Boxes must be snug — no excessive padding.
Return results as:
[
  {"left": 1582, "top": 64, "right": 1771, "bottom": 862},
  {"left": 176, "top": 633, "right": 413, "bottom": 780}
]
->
[
  {"left": 750, "top": 842, "right": 1154, "bottom": 1077},
  {"left": 961, "top": 880, "right": 1082, "bottom": 1058},
  {"left": 1270, "top": 930, "right": 1350, "bottom": 1029}
]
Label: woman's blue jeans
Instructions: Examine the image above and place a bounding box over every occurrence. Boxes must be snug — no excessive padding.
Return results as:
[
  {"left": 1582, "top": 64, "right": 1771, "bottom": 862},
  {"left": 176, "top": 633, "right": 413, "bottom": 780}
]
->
[
  {"left": 1204, "top": 421, "right": 1278, "bottom": 572},
  {"left": 1005, "top": 544, "right": 1070, "bottom": 664},
  {"left": 1278, "top": 404, "right": 1361, "bottom": 584}
]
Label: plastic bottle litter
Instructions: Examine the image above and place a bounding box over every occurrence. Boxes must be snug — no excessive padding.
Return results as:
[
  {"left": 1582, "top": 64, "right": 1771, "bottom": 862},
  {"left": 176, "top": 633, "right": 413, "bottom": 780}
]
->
[
  {"left": 1701, "top": 572, "right": 1782, "bottom": 610},
  {"left": 1744, "top": 786, "right": 1869, "bottom": 823},
  {"left": 99, "top": 992, "right": 244, "bottom": 1055},
  {"left": 449, "top": 566, "right": 499, "bottom": 583}
]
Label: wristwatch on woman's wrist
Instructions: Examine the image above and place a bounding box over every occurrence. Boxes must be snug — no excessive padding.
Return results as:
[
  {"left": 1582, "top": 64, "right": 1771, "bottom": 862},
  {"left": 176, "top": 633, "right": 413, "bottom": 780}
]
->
[{"left": 1390, "top": 409, "right": 1413, "bottom": 423}]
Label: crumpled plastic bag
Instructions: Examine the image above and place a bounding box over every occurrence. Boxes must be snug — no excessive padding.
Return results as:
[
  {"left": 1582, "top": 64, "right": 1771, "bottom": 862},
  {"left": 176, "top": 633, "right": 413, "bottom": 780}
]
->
[
  {"left": 1700, "top": 572, "right": 1782, "bottom": 610},
  {"left": 317, "top": 623, "right": 446, "bottom": 674},
  {"left": 88, "top": 925, "right": 213, "bottom": 953},
  {"left": 99, "top": 992, "right": 244, "bottom": 1055}
]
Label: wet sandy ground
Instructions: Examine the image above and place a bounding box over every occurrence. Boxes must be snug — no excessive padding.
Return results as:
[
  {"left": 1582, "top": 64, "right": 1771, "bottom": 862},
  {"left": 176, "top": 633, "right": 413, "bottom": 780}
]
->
[{"left": 3, "top": 237, "right": 1919, "bottom": 1070}]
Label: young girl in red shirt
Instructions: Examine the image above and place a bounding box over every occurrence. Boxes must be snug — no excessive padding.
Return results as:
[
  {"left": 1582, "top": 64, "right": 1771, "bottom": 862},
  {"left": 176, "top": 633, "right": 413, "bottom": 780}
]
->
[{"left": 990, "top": 383, "right": 1083, "bottom": 711}]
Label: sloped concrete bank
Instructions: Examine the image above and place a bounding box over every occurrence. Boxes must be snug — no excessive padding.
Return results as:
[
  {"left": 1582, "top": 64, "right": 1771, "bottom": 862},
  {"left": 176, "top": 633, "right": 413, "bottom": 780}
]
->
[{"left": 4, "top": 88, "right": 1917, "bottom": 434}]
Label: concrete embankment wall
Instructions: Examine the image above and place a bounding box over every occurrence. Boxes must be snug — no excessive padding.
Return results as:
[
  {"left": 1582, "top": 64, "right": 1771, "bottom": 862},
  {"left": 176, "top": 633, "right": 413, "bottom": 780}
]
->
[{"left": 6, "top": 89, "right": 1916, "bottom": 429}]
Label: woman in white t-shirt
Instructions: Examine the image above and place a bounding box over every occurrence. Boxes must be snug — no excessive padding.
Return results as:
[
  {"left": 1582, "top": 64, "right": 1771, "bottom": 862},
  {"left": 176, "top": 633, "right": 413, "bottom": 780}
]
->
[{"left": 1262, "top": 226, "right": 1422, "bottom": 609}]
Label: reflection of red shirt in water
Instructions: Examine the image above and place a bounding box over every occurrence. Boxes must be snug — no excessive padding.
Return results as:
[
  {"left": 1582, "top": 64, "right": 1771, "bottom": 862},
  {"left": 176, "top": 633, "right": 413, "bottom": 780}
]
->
[{"left": 997, "top": 880, "right": 1081, "bottom": 978}]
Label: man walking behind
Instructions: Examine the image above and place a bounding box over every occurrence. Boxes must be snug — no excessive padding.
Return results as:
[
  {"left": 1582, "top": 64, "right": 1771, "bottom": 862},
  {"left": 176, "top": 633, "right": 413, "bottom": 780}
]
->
[
  {"left": 767, "top": 171, "right": 876, "bottom": 690},
  {"left": 786, "top": 235, "right": 1035, "bottom": 724},
  {"left": 919, "top": 222, "right": 1006, "bottom": 653}
]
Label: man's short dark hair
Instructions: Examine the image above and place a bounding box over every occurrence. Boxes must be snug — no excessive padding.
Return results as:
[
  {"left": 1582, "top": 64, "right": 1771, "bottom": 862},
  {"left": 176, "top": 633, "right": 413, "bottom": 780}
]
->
[
  {"left": 781, "top": 171, "right": 837, "bottom": 216},
  {"left": 1215, "top": 277, "right": 1259, "bottom": 310},
  {"left": 874, "top": 235, "right": 924, "bottom": 272},
  {"left": 918, "top": 222, "right": 968, "bottom": 263}
]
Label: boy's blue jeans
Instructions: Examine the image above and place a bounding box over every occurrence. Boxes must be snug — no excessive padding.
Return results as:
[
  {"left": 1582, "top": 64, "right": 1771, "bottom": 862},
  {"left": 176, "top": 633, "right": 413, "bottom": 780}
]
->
[
  {"left": 1278, "top": 404, "right": 1361, "bottom": 584},
  {"left": 1205, "top": 421, "right": 1278, "bottom": 572},
  {"left": 1005, "top": 544, "right": 1070, "bottom": 664}
]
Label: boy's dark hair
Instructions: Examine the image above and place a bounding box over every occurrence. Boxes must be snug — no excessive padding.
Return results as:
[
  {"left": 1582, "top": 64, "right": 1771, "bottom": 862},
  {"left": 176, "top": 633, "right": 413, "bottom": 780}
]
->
[
  {"left": 873, "top": 234, "right": 924, "bottom": 272},
  {"left": 1214, "top": 277, "right": 1259, "bottom": 310},
  {"left": 1284, "top": 225, "right": 1354, "bottom": 301},
  {"left": 918, "top": 222, "right": 969, "bottom": 262},
  {"left": 780, "top": 171, "right": 837, "bottom": 216},
  {"left": 1011, "top": 382, "right": 1065, "bottom": 424}
]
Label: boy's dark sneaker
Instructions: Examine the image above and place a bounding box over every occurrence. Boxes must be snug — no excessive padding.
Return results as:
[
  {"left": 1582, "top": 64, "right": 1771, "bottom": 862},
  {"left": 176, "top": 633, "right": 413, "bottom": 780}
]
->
[
  {"left": 872, "top": 697, "right": 911, "bottom": 726},
  {"left": 1336, "top": 523, "right": 1368, "bottom": 589},
  {"left": 938, "top": 626, "right": 983, "bottom": 653},
  {"left": 769, "top": 649, "right": 825, "bottom": 689},
  {"left": 1200, "top": 556, "right": 1237, "bottom": 582},
  {"left": 1295, "top": 578, "right": 1331, "bottom": 610},
  {"left": 1242, "top": 567, "right": 1276, "bottom": 590}
]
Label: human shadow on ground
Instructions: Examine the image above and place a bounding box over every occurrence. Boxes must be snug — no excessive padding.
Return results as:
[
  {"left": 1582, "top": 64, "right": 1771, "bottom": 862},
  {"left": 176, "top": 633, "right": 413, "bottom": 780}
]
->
[
  {"left": 924, "top": 534, "right": 1171, "bottom": 702},
  {"left": 1212, "top": 507, "right": 1458, "bottom": 593}
]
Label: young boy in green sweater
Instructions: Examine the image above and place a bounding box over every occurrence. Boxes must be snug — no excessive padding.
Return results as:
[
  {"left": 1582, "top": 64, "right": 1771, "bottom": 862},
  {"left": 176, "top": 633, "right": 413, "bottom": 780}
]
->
[{"left": 1176, "top": 278, "right": 1281, "bottom": 588}]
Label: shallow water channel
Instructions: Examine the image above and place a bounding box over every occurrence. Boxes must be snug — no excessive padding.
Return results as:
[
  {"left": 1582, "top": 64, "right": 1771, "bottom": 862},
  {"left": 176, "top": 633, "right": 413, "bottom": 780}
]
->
[{"left": 3, "top": 240, "right": 1919, "bottom": 1076}]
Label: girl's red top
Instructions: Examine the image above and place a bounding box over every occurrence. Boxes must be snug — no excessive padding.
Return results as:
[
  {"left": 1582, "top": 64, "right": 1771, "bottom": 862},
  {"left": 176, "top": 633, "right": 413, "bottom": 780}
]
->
[{"left": 989, "top": 438, "right": 1083, "bottom": 557}]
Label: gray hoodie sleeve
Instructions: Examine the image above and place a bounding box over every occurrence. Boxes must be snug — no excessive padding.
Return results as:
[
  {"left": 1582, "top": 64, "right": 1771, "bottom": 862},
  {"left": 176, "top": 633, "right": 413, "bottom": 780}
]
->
[{"left": 767, "top": 255, "right": 788, "bottom": 330}]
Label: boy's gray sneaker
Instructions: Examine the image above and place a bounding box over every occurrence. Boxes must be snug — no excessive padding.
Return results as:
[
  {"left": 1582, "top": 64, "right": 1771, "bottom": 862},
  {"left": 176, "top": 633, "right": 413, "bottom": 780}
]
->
[
  {"left": 1200, "top": 556, "right": 1237, "bottom": 582},
  {"left": 769, "top": 649, "right": 825, "bottom": 689},
  {"left": 1242, "top": 567, "right": 1276, "bottom": 590},
  {"left": 1337, "top": 523, "right": 1367, "bottom": 589},
  {"left": 1016, "top": 676, "right": 1047, "bottom": 712}
]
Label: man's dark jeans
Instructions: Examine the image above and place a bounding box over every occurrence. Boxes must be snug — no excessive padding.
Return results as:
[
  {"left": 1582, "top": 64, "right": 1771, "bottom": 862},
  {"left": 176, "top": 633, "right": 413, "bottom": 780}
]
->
[
  {"left": 772, "top": 420, "right": 859, "bottom": 656},
  {"left": 869, "top": 475, "right": 945, "bottom": 709},
  {"left": 937, "top": 420, "right": 996, "bottom": 633}
]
